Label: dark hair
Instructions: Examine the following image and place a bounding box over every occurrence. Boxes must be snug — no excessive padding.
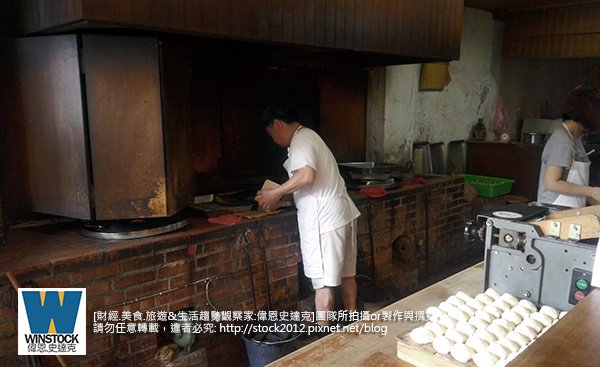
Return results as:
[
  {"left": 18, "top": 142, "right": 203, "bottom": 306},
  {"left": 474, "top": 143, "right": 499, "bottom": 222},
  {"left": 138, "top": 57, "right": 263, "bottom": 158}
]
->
[
  {"left": 560, "top": 84, "right": 600, "bottom": 132},
  {"left": 260, "top": 105, "right": 299, "bottom": 127}
]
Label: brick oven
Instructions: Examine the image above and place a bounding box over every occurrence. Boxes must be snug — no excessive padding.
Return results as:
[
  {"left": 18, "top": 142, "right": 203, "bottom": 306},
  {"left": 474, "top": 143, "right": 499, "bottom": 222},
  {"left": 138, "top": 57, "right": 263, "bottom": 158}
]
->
[{"left": 0, "top": 176, "right": 477, "bottom": 367}]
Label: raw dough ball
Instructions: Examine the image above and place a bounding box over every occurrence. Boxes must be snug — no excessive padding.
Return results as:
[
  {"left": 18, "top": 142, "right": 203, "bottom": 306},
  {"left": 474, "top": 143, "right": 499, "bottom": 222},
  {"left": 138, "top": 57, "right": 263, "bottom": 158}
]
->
[
  {"left": 466, "top": 334, "right": 489, "bottom": 353},
  {"left": 475, "top": 310, "right": 494, "bottom": 324},
  {"left": 439, "top": 301, "right": 455, "bottom": 314},
  {"left": 475, "top": 293, "right": 495, "bottom": 305},
  {"left": 445, "top": 328, "right": 468, "bottom": 344},
  {"left": 486, "top": 323, "right": 509, "bottom": 339},
  {"left": 514, "top": 324, "right": 537, "bottom": 341},
  {"left": 497, "top": 337, "right": 520, "bottom": 353},
  {"left": 451, "top": 342, "right": 475, "bottom": 363},
  {"left": 467, "top": 298, "right": 486, "bottom": 311},
  {"left": 493, "top": 299, "right": 511, "bottom": 313},
  {"left": 424, "top": 321, "right": 447, "bottom": 337},
  {"left": 559, "top": 311, "right": 568, "bottom": 319},
  {"left": 539, "top": 305, "right": 559, "bottom": 320},
  {"left": 447, "top": 295, "right": 466, "bottom": 307},
  {"left": 456, "top": 320, "right": 477, "bottom": 337},
  {"left": 473, "top": 350, "right": 499, "bottom": 367},
  {"left": 409, "top": 326, "right": 435, "bottom": 344},
  {"left": 456, "top": 291, "right": 474, "bottom": 302},
  {"left": 494, "top": 358, "right": 508, "bottom": 367},
  {"left": 511, "top": 305, "right": 533, "bottom": 320},
  {"left": 448, "top": 307, "right": 470, "bottom": 322},
  {"left": 483, "top": 304, "right": 502, "bottom": 319},
  {"left": 432, "top": 335, "right": 453, "bottom": 355},
  {"left": 521, "top": 316, "right": 544, "bottom": 333},
  {"left": 438, "top": 314, "right": 457, "bottom": 330},
  {"left": 492, "top": 318, "right": 516, "bottom": 332},
  {"left": 501, "top": 309, "right": 523, "bottom": 325},
  {"left": 487, "top": 342, "right": 510, "bottom": 360},
  {"left": 425, "top": 305, "right": 444, "bottom": 320},
  {"left": 458, "top": 304, "right": 476, "bottom": 318},
  {"left": 529, "top": 312, "right": 552, "bottom": 328},
  {"left": 505, "top": 330, "right": 529, "bottom": 347},
  {"left": 469, "top": 316, "right": 491, "bottom": 330},
  {"left": 484, "top": 288, "right": 501, "bottom": 300},
  {"left": 500, "top": 293, "right": 518, "bottom": 307},
  {"left": 518, "top": 299, "right": 538, "bottom": 313},
  {"left": 476, "top": 328, "right": 497, "bottom": 344},
  {"left": 540, "top": 325, "right": 551, "bottom": 335}
]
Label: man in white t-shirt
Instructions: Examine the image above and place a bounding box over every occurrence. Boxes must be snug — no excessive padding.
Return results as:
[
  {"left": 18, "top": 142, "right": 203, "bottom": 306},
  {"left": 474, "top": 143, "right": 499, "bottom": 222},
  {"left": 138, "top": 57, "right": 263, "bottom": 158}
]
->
[{"left": 257, "top": 105, "right": 361, "bottom": 326}]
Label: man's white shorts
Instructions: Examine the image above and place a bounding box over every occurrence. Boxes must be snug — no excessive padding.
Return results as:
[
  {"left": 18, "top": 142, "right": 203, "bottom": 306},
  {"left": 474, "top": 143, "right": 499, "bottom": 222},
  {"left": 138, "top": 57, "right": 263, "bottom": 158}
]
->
[{"left": 311, "top": 219, "right": 357, "bottom": 289}]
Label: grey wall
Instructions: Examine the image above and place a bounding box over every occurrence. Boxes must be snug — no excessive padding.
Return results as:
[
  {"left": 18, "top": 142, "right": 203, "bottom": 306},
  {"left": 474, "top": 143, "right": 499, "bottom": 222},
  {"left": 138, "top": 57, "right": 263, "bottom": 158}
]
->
[{"left": 366, "top": 7, "right": 504, "bottom": 163}]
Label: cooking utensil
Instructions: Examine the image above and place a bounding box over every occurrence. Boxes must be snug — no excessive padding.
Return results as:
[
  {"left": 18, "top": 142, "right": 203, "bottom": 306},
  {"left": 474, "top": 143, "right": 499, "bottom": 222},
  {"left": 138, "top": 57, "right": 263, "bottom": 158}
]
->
[{"left": 521, "top": 132, "right": 545, "bottom": 144}]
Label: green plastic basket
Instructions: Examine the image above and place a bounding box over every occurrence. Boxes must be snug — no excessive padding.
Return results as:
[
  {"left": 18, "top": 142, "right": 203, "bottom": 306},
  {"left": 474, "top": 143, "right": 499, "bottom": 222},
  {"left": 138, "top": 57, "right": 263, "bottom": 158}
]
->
[{"left": 456, "top": 174, "right": 515, "bottom": 198}]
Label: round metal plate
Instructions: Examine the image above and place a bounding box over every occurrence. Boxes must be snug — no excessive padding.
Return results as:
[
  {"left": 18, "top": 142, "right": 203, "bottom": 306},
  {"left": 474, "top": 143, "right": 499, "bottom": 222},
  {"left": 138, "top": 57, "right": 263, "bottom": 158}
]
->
[{"left": 492, "top": 211, "right": 523, "bottom": 219}]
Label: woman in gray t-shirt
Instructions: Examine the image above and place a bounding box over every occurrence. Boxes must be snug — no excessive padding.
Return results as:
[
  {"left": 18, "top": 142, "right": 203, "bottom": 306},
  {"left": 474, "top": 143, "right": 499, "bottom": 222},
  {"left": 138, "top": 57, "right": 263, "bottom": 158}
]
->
[{"left": 537, "top": 84, "right": 600, "bottom": 208}]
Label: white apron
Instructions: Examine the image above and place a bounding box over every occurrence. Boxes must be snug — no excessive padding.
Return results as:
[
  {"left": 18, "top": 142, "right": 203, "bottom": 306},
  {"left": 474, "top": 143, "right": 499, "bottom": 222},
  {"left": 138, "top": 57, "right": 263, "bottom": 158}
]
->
[{"left": 552, "top": 124, "right": 590, "bottom": 208}]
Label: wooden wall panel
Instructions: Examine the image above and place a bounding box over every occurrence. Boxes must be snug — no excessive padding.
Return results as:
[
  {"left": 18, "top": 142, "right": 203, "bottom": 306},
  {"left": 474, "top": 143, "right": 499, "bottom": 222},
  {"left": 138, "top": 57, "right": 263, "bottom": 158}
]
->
[
  {"left": 503, "top": 2, "right": 600, "bottom": 58},
  {"left": 15, "top": 0, "right": 463, "bottom": 63}
]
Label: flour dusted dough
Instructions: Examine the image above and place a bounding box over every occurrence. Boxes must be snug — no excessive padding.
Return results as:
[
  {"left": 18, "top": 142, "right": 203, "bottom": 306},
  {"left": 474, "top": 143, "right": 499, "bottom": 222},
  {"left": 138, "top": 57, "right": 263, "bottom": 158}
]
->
[
  {"left": 432, "top": 335, "right": 453, "bottom": 355},
  {"left": 456, "top": 291, "right": 473, "bottom": 302},
  {"left": 514, "top": 324, "right": 537, "bottom": 341},
  {"left": 467, "top": 298, "right": 486, "bottom": 311},
  {"left": 447, "top": 295, "right": 466, "bottom": 307},
  {"left": 501, "top": 309, "right": 523, "bottom": 325},
  {"left": 518, "top": 299, "right": 537, "bottom": 313},
  {"left": 445, "top": 328, "right": 468, "bottom": 344},
  {"left": 473, "top": 350, "right": 499, "bottom": 367},
  {"left": 497, "top": 337, "right": 519, "bottom": 353},
  {"left": 409, "top": 326, "right": 435, "bottom": 344},
  {"left": 484, "top": 288, "right": 501, "bottom": 300},
  {"left": 486, "top": 323, "right": 509, "bottom": 339},
  {"left": 475, "top": 310, "right": 494, "bottom": 324},
  {"left": 487, "top": 341, "right": 510, "bottom": 360},
  {"left": 425, "top": 305, "right": 444, "bottom": 320},
  {"left": 492, "top": 318, "right": 516, "bottom": 332},
  {"left": 511, "top": 305, "right": 533, "bottom": 320},
  {"left": 466, "top": 334, "right": 489, "bottom": 353},
  {"left": 530, "top": 312, "right": 553, "bottom": 328},
  {"left": 439, "top": 301, "right": 455, "bottom": 314},
  {"left": 475, "top": 293, "right": 495, "bottom": 305},
  {"left": 475, "top": 328, "right": 497, "bottom": 344},
  {"left": 438, "top": 314, "right": 457, "bottom": 330},
  {"left": 500, "top": 293, "right": 518, "bottom": 307},
  {"left": 458, "top": 304, "right": 476, "bottom": 318},
  {"left": 469, "top": 316, "right": 490, "bottom": 331},
  {"left": 505, "top": 330, "right": 529, "bottom": 348},
  {"left": 483, "top": 304, "right": 502, "bottom": 319},
  {"left": 424, "top": 321, "right": 446, "bottom": 337},
  {"left": 492, "top": 299, "right": 511, "bottom": 313},
  {"left": 455, "top": 320, "right": 477, "bottom": 337},
  {"left": 539, "top": 305, "right": 559, "bottom": 320},
  {"left": 448, "top": 307, "right": 470, "bottom": 322},
  {"left": 450, "top": 342, "right": 475, "bottom": 363},
  {"left": 522, "top": 316, "right": 545, "bottom": 332}
]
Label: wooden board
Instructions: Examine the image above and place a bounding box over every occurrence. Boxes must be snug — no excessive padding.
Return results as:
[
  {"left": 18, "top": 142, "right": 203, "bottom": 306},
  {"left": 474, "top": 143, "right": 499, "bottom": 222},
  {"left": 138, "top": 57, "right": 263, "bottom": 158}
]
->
[
  {"left": 396, "top": 334, "right": 466, "bottom": 367},
  {"left": 508, "top": 288, "right": 600, "bottom": 367},
  {"left": 533, "top": 214, "right": 600, "bottom": 240},
  {"left": 267, "top": 263, "right": 485, "bottom": 367}
]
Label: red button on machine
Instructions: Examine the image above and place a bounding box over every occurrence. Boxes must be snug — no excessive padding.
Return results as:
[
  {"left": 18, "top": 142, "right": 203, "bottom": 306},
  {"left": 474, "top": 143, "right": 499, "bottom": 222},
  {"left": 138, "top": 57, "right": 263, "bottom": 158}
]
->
[{"left": 574, "top": 290, "right": 586, "bottom": 302}]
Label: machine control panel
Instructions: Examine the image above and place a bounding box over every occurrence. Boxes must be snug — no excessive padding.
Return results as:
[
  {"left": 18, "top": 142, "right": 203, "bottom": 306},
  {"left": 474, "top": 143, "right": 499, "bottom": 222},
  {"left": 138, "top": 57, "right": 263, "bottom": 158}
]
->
[{"left": 569, "top": 268, "right": 595, "bottom": 305}]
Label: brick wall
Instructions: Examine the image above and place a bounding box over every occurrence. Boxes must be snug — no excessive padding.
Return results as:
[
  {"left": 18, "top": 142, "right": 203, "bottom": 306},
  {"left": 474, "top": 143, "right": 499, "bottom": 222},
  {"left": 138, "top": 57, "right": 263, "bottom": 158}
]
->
[
  {"left": 0, "top": 176, "right": 473, "bottom": 367},
  {"left": 354, "top": 177, "right": 472, "bottom": 296},
  {"left": 0, "top": 214, "right": 301, "bottom": 367}
]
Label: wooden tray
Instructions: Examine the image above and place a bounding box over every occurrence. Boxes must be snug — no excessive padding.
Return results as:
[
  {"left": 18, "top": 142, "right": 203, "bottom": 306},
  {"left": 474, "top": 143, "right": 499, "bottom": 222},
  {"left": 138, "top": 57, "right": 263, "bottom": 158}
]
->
[{"left": 396, "top": 332, "right": 473, "bottom": 367}]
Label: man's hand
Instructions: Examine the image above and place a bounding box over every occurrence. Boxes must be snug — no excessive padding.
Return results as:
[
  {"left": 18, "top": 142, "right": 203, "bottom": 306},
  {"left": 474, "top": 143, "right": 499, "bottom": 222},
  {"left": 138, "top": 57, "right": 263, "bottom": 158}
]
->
[{"left": 256, "top": 188, "right": 282, "bottom": 212}]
